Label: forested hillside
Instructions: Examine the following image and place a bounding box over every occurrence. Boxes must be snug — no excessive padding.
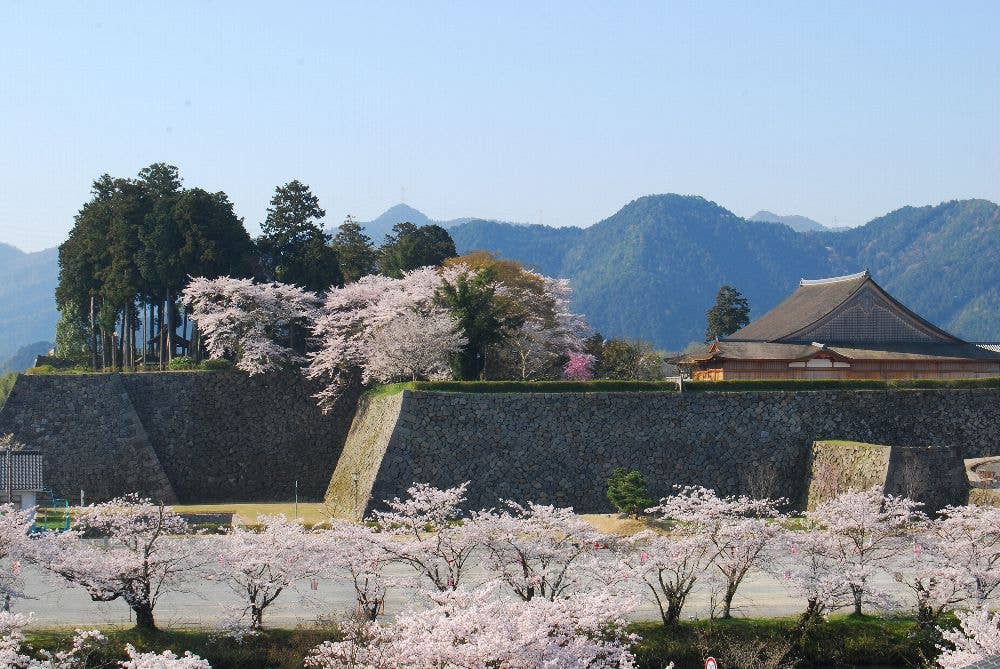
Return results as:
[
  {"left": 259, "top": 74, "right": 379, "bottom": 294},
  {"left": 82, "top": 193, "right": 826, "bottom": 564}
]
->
[
  {"left": 4, "top": 196, "right": 999, "bottom": 356},
  {"left": 452, "top": 196, "right": 1000, "bottom": 349},
  {"left": 0, "top": 244, "right": 59, "bottom": 360}
]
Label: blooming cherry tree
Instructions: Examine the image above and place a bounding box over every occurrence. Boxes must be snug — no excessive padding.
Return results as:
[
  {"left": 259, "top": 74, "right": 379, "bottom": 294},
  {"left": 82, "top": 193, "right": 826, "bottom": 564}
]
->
[
  {"left": 119, "top": 645, "right": 213, "bottom": 669},
  {"left": 937, "top": 608, "right": 1000, "bottom": 669},
  {"left": 472, "top": 501, "right": 604, "bottom": 601},
  {"left": 324, "top": 521, "right": 397, "bottom": 621},
  {"left": 806, "top": 487, "right": 924, "bottom": 616},
  {"left": 183, "top": 276, "right": 321, "bottom": 375},
  {"left": 306, "top": 268, "right": 462, "bottom": 406},
  {"left": 0, "top": 611, "right": 106, "bottom": 669},
  {"left": 0, "top": 503, "right": 34, "bottom": 606},
  {"left": 304, "top": 584, "right": 641, "bottom": 669},
  {"left": 614, "top": 530, "right": 715, "bottom": 626},
  {"left": 209, "top": 514, "right": 324, "bottom": 629},
  {"left": 651, "top": 486, "right": 785, "bottom": 619},
  {"left": 28, "top": 495, "right": 198, "bottom": 630},
  {"left": 364, "top": 310, "right": 465, "bottom": 383},
  {"left": 370, "top": 482, "right": 477, "bottom": 592},
  {"left": 563, "top": 352, "right": 596, "bottom": 381},
  {"left": 926, "top": 504, "right": 1000, "bottom": 607}
]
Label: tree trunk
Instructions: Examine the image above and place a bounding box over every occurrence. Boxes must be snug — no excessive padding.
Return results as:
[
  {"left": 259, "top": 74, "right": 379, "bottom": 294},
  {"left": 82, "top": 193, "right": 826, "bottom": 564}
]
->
[
  {"left": 133, "top": 604, "right": 156, "bottom": 630},
  {"left": 141, "top": 302, "right": 147, "bottom": 369},
  {"left": 89, "top": 295, "right": 98, "bottom": 370},
  {"left": 190, "top": 321, "right": 201, "bottom": 363},
  {"left": 158, "top": 300, "right": 165, "bottom": 370},
  {"left": 251, "top": 605, "right": 263, "bottom": 630},
  {"left": 851, "top": 585, "right": 863, "bottom": 616},
  {"left": 165, "top": 288, "right": 174, "bottom": 364},
  {"left": 721, "top": 582, "right": 738, "bottom": 619}
]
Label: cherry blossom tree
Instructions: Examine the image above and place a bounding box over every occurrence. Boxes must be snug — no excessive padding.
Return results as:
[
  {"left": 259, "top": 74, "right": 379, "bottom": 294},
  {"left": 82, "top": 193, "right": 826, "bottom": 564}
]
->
[
  {"left": 472, "top": 501, "right": 604, "bottom": 601},
  {"left": 926, "top": 504, "right": 1000, "bottom": 607},
  {"left": 651, "top": 486, "right": 785, "bottom": 618},
  {"left": 183, "top": 276, "right": 321, "bottom": 374},
  {"left": 563, "top": 352, "right": 596, "bottom": 381},
  {"left": 306, "top": 268, "right": 460, "bottom": 406},
  {"left": 364, "top": 310, "right": 465, "bottom": 383},
  {"left": 805, "top": 487, "right": 924, "bottom": 616},
  {"left": 496, "top": 273, "right": 589, "bottom": 381},
  {"left": 304, "top": 584, "right": 641, "bottom": 669},
  {"left": 209, "top": 514, "right": 324, "bottom": 629},
  {"left": 119, "top": 645, "right": 213, "bottom": 669},
  {"left": 614, "top": 530, "right": 715, "bottom": 626},
  {"left": 776, "top": 528, "right": 895, "bottom": 627},
  {"left": 28, "top": 495, "right": 199, "bottom": 630},
  {"left": 0, "top": 504, "right": 34, "bottom": 607},
  {"left": 0, "top": 611, "right": 106, "bottom": 668},
  {"left": 324, "top": 521, "right": 396, "bottom": 621},
  {"left": 369, "top": 482, "right": 478, "bottom": 592},
  {"left": 937, "top": 608, "right": 1000, "bottom": 669}
]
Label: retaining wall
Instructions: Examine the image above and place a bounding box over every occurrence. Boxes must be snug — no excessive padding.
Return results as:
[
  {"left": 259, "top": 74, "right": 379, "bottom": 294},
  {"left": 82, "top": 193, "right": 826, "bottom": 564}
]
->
[
  {"left": 327, "top": 388, "right": 1000, "bottom": 519},
  {"left": 0, "top": 371, "right": 358, "bottom": 503}
]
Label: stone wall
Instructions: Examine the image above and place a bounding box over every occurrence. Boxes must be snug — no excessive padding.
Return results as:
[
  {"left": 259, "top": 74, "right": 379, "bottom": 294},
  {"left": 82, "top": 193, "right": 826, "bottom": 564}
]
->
[
  {"left": 327, "top": 387, "right": 1000, "bottom": 519},
  {"left": 806, "top": 440, "right": 969, "bottom": 512},
  {"left": 806, "top": 441, "right": 891, "bottom": 510},
  {"left": 0, "top": 371, "right": 358, "bottom": 503}
]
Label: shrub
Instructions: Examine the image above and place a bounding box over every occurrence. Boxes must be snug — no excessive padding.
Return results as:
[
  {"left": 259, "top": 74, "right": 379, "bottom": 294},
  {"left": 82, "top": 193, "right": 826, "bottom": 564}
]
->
[
  {"left": 607, "top": 467, "right": 654, "bottom": 518},
  {"left": 168, "top": 356, "right": 197, "bottom": 370},
  {"left": 201, "top": 358, "right": 235, "bottom": 371}
]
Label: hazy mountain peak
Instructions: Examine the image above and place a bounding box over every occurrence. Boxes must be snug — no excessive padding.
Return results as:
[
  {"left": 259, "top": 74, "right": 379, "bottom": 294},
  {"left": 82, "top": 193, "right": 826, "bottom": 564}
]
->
[{"left": 750, "top": 210, "right": 827, "bottom": 233}]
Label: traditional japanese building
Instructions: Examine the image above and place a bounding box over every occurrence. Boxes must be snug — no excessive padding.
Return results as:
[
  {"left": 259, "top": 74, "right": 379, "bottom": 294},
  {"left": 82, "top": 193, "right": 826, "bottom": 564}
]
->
[{"left": 681, "top": 270, "right": 1000, "bottom": 381}]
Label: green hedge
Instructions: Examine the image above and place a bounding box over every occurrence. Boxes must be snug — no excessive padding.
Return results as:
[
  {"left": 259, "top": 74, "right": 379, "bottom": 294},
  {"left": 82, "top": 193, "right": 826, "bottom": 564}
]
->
[
  {"left": 368, "top": 376, "right": 1000, "bottom": 396},
  {"left": 367, "top": 380, "right": 682, "bottom": 396}
]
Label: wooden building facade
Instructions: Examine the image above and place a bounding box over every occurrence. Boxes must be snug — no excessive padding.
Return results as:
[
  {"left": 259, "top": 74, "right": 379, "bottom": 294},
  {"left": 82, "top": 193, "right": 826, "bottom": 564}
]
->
[{"left": 681, "top": 271, "right": 1000, "bottom": 381}]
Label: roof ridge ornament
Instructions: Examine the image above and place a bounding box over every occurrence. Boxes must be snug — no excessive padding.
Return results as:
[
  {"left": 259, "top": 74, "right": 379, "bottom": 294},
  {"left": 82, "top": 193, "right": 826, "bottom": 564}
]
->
[{"left": 799, "top": 270, "right": 869, "bottom": 286}]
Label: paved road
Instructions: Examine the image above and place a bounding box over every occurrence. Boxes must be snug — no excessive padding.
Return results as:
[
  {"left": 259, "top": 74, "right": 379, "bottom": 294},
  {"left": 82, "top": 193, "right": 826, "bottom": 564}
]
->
[{"left": 17, "top": 559, "right": 910, "bottom": 630}]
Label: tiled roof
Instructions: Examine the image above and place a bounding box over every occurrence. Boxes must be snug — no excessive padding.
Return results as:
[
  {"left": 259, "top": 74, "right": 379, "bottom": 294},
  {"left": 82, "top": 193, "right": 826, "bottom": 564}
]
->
[
  {"left": 2, "top": 451, "right": 44, "bottom": 491},
  {"left": 727, "top": 272, "right": 870, "bottom": 341},
  {"left": 680, "top": 340, "right": 1000, "bottom": 363}
]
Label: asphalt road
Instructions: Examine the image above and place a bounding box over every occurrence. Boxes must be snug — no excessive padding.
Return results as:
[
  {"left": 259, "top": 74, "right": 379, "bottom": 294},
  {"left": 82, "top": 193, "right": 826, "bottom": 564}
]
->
[{"left": 17, "top": 558, "right": 910, "bottom": 630}]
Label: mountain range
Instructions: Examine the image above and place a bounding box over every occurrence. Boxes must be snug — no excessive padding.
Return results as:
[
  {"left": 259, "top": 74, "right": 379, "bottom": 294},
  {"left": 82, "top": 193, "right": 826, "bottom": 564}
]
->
[
  {"left": 448, "top": 196, "right": 1000, "bottom": 349},
  {"left": 2, "top": 195, "right": 998, "bottom": 359},
  {"left": 0, "top": 243, "right": 59, "bottom": 362},
  {"left": 344, "top": 203, "right": 508, "bottom": 245},
  {"left": 748, "top": 210, "right": 828, "bottom": 233}
]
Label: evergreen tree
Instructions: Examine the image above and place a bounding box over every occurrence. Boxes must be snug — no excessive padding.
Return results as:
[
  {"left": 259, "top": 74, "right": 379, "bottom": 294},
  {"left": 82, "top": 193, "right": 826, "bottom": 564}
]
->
[
  {"left": 705, "top": 285, "right": 750, "bottom": 342},
  {"left": 606, "top": 468, "right": 653, "bottom": 518},
  {"left": 259, "top": 180, "right": 342, "bottom": 291},
  {"left": 331, "top": 215, "right": 377, "bottom": 283},
  {"left": 434, "top": 267, "right": 523, "bottom": 380},
  {"left": 379, "top": 222, "right": 457, "bottom": 278}
]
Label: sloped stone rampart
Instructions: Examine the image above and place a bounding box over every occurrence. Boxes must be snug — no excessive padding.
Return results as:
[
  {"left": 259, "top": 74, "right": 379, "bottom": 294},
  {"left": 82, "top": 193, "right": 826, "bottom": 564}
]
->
[
  {"left": 329, "top": 388, "right": 1000, "bottom": 519},
  {"left": 0, "top": 371, "right": 358, "bottom": 503},
  {"left": 807, "top": 440, "right": 968, "bottom": 511},
  {"left": 0, "top": 374, "right": 176, "bottom": 502}
]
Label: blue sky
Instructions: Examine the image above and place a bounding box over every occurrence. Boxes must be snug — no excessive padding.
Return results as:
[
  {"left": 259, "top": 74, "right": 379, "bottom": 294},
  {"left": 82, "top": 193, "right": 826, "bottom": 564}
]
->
[{"left": 2, "top": 1, "right": 999, "bottom": 251}]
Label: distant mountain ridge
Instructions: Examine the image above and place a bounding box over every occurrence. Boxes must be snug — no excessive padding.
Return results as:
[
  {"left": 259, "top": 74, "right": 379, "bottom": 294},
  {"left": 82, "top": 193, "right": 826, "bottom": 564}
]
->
[
  {"left": 4, "top": 195, "right": 999, "bottom": 358},
  {"left": 338, "top": 203, "right": 517, "bottom": 244},
  {"left": 749, "top": 210, "right": 828, "bottom": 233},
  {"left": 451, "top": 195, "right": 1000, "bottom": 348},
  {"left": 0, "top": 244, "right": 59, "bottom": 361}
]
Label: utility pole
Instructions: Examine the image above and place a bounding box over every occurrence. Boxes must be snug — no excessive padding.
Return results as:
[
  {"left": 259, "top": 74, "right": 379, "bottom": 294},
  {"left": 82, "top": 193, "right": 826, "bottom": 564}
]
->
[
  {"left": 294, "top": 480, "right": 299, "bottom": 519},
  {"left": 5, "top": 442, "right": 12, "bottom": 505}
]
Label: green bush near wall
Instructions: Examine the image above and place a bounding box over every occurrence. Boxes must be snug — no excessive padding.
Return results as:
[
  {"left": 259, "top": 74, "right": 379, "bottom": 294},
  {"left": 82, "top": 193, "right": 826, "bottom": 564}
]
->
[{"left": 368, "top": 376, "right": 1000, "bottom": 396}]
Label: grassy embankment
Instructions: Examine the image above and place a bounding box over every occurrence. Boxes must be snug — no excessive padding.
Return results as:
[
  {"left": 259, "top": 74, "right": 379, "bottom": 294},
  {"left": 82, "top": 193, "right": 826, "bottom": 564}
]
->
[{"left": 25, "top": 614, "right": 952, "bottom": 669}]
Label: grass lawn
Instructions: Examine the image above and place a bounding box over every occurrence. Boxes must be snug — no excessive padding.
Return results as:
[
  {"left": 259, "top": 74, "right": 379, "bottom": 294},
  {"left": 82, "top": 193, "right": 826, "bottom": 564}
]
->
[
  {"left": 170, "top": 502, "right": 331, "bottom": 525},
  {"left": 26, "top": 614, "right": 951, "bottom": 669}
]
